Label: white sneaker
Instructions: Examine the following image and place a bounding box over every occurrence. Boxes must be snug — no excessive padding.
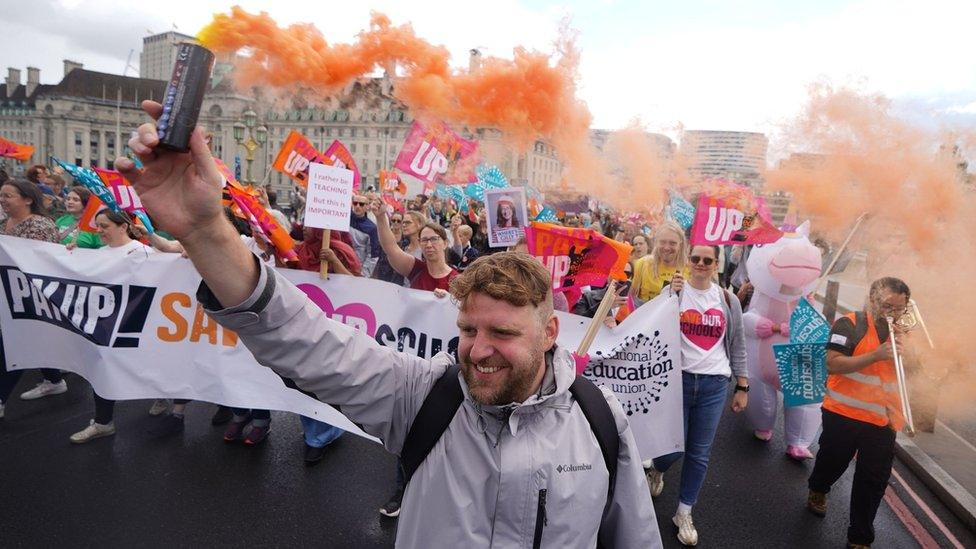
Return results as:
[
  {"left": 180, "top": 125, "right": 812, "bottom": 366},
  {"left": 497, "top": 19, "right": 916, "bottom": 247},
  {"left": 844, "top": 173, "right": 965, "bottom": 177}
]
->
[
  {"left": 148, "top": 399, "right": 170, "bottom": 416},
  {"left": 20, "top": 379, "right": 67, "bottom": 400},
  {"left": 646, "top": 467, "right": 664, "bottom": 497},
  {"left": 70, "top": 420, "right": 116, "bottom": 444},
  {"left": 0, "top": 401, "right": 5, "bottom": 419},
  {"left": 673, "top": 512, "right": 699, "bottom": 546}
]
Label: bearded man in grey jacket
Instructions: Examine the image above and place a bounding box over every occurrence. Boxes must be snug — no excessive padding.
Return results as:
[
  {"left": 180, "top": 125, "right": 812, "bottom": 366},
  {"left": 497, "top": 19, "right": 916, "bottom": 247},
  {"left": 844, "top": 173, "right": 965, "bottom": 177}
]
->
[{"left": 116, "top": 101, "right": 662, "bottom": 549}]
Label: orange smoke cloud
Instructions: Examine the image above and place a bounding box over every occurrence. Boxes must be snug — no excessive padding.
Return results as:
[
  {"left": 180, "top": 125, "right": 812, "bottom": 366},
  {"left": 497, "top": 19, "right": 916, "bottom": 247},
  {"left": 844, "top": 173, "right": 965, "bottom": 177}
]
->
[
  {"left": 769, "top": 83, "right": 976, "bottom": 418},
  {"left": 197, "top": 7, "right": 604, "bottom": 190},
  {"left": 601, "top": 122, "right": 672, "bottom": 212},
  {"left": 769, "top": 84, "right": 965, "bottom": 249}
]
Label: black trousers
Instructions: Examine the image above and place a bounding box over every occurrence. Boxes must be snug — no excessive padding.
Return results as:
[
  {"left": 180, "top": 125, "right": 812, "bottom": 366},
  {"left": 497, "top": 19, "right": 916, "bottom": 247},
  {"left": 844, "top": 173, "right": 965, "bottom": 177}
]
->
[
  {"left": 808, "top": 409, "right": 896, "bottom": 546},
  {"left": 94, "top": 392, "right": 115, "bottom": 425}
]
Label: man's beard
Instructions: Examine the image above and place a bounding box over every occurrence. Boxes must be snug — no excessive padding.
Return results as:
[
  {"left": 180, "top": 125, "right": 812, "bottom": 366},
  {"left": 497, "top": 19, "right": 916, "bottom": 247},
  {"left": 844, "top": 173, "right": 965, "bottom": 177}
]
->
[
  {"left": 868, "top": 294, "right": 889, "bottom": 321},
  {"left": 461, "top": 347, "right": 545, "bottom": 406}
]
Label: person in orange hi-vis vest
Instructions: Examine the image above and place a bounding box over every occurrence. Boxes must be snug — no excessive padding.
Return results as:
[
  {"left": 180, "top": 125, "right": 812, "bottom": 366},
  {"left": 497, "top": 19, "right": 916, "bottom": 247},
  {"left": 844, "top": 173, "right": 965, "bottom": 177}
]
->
[{"left": 806, "top": 277, "right": 918, "bottom": 549}]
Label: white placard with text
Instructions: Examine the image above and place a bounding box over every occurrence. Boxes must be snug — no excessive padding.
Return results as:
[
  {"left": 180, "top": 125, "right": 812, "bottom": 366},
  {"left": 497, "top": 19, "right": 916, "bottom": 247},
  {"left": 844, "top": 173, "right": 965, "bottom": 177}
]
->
[{"left": 304, "top": 162, "right": 354, "bottom": 231}]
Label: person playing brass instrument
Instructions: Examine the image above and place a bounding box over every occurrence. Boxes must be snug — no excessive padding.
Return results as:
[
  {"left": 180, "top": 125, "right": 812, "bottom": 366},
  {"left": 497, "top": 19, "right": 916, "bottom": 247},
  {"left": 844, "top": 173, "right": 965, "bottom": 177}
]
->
[{"left": 806, "top": 277, "right": 918, "bottom": 549}]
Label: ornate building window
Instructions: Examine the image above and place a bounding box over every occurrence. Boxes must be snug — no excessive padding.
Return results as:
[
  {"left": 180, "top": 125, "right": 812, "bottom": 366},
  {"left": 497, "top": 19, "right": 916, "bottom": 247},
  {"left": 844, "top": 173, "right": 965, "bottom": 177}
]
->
[{"left": 90, "top": 132, "right": 100, "bottom": 167}]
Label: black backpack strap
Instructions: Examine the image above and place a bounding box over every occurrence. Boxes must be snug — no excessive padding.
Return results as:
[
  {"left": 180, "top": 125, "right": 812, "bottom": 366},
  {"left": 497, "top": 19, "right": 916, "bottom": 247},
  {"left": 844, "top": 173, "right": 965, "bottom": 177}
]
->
[
  {"left": 569, "top": 375, "right": 619, "bottom": 544},
  {"left": 400, "top": 364, "right": 464, "bottom": 485}
]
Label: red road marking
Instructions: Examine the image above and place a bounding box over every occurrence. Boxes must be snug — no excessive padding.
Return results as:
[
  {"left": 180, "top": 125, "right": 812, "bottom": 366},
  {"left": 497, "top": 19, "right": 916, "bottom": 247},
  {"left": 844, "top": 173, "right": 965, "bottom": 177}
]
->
[
  {"left": 884, "top": 485, "right": 940, "bottom": 548},
  {"left": 890, "top": 468, "right": 965, "bottom": 549}
]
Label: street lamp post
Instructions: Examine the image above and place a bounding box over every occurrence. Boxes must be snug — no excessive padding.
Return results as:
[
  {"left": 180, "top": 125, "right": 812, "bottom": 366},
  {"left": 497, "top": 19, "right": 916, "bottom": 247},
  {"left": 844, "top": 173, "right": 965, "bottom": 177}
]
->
[{"left": 233, "top": 108, "right": 268, "bottom": 184}]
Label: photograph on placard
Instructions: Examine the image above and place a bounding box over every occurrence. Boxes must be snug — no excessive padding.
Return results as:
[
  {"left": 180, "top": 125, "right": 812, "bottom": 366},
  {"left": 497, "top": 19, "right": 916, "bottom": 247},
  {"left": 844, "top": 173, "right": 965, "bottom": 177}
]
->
[{"left": 484, "top": 187, "right": 528, "bottom": 248}]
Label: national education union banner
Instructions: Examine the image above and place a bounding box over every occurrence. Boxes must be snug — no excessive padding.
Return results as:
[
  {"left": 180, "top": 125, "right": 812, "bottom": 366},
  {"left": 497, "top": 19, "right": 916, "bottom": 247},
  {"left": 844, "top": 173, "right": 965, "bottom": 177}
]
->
[{"left": 0, "top": 236, "right": 682, "bottom": 458}]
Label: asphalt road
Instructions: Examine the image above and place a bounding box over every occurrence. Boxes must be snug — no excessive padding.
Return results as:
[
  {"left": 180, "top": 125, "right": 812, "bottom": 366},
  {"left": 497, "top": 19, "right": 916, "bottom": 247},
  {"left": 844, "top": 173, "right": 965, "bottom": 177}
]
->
[{"left": 1, "top": 370, "right": 973, "bottom": 548}]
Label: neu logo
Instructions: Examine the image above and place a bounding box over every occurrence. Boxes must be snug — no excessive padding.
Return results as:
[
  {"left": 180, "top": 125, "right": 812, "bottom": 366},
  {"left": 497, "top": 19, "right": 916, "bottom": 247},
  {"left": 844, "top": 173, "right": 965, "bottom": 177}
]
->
[
  {"left": 586, "top": 331, "right": 674, "bottom": 416},
  {"left": 1, "top": 267, "right": 156, "bottom": 348}
]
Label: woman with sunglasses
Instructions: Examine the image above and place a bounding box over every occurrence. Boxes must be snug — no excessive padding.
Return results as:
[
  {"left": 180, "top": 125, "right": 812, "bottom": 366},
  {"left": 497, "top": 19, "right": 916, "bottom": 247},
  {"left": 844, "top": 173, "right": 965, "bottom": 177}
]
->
[{"left": 645, "top": 244, "right": 748, "bottom": 547}]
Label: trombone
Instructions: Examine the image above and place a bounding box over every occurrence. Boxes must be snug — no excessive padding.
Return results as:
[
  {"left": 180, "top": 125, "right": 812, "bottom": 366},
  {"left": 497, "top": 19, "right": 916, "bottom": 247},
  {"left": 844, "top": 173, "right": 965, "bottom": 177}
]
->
[{"left": 886, "top": 308, "right": 919, "bottom": 437}]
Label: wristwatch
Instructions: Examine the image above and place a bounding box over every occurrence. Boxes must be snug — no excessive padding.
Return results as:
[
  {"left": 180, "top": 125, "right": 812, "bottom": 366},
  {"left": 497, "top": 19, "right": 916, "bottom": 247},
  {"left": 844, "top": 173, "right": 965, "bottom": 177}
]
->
[{"left": 734, "top": 384, "right": 750, "bottom": 393}]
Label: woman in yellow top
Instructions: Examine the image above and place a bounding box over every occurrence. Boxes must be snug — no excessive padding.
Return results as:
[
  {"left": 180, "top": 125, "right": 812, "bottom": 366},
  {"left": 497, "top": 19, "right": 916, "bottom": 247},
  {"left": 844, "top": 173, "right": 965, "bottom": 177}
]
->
[{"left": 632, "top": 220, "right": 690, "bottom": 304}]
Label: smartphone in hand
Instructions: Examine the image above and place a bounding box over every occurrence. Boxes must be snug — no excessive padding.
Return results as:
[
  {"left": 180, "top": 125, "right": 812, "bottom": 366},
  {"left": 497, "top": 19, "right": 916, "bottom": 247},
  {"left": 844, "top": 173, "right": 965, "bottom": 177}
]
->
[{"left": 616, "top": 280, "right": 632, "bottom": 297}]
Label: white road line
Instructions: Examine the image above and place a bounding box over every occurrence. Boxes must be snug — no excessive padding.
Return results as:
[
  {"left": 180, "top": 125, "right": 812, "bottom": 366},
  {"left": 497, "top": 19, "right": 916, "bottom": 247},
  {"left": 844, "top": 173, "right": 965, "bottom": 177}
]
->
[{"left": 937, "top": 420, "right": 976, "bottom": 455}]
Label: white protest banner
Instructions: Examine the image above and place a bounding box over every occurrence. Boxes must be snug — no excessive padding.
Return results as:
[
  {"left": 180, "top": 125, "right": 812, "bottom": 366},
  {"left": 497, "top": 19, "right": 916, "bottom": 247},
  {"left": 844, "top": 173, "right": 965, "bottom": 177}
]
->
[
  {"left": 304, "top": 162, "right": 354, "bottom": 231},
  {"left": 0, "top": 237, "right": 682, "bottom": 457},
  {"left": 581, "top": 293, "right": 684, "bottom": 460}
]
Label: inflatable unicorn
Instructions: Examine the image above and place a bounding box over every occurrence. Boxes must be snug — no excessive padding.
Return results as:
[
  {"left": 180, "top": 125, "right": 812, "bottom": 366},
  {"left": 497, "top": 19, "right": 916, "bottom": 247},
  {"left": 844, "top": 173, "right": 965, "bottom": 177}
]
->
[{"left": 742, "top": 221, "right": 823, "bottom": 460}]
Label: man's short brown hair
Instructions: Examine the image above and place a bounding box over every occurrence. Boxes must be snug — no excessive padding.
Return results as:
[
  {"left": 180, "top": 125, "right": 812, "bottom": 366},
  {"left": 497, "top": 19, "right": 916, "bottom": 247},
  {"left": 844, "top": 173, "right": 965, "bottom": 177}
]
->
[
  {"left": 25, "top": 165, "right": 47, "bottom": 184},
  {"left": 450, "top": 251, "right": 553, "bottom": 315}
]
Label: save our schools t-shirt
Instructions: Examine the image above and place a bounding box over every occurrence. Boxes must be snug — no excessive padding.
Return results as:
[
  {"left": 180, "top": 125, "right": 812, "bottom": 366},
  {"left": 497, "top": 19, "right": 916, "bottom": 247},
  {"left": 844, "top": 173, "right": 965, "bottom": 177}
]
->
[{"left": 679, "top": 283, "right": 731, "bottom": 377}]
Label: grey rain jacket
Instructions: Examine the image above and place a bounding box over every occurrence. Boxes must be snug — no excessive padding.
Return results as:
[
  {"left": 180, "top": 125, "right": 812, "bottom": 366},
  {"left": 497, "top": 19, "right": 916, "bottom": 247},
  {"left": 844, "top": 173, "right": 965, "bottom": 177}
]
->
[{"left": 200, "top": 262, "right": 662, "bottom": 548}]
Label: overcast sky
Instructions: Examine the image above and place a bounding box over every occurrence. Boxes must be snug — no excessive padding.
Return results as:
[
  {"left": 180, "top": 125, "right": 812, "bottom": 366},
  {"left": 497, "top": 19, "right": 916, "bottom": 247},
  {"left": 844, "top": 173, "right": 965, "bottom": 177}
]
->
[{"left": 2, "top": 0, "right": 974, "bottom": 137}]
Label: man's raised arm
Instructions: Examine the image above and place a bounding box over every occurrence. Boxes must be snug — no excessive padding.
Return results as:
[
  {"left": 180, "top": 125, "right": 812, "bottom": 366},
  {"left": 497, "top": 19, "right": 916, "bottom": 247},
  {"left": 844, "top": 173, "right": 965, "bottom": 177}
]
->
[
  {"left": 114, "top": 100, "right": 258, "bottom": 308},
  {"left": 114, "top": 102, "right": 444, "bottom": 451}
]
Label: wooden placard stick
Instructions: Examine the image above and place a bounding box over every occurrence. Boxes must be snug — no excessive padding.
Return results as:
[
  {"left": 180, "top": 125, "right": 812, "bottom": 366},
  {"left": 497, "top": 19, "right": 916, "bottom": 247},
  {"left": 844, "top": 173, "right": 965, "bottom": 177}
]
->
[
  {"left": 815, "top": 212, "right": 867, "bottom": 294},
  {"left": 319, "top": 229, "right": 332, "bottom": 279},
  {"left": 575, "top": 280, "right": 618, "bottom": 356}
]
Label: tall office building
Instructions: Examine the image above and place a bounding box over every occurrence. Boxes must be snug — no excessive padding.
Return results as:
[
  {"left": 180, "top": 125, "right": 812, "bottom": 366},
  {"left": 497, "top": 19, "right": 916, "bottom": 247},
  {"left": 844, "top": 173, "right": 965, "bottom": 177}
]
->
[
  {"left": 139, "top": 31, "right": 196, "bottom": 81},
  {"left": 680, "top": 130, "right": 768, "bottom": 188}
]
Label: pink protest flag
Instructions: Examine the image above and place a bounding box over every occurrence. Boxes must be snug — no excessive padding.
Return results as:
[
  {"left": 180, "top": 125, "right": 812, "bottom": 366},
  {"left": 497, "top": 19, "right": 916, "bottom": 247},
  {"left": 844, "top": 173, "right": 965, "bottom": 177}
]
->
[
  {"left": 323, "top": 140, "right": 362, "bottom": 190},
  {"left": 394, "top": 120, "right": 479, "bottom": 185},
  {"left": 271, "top": 131, "right": 328, "bottom": 188},
  {"left": 525, "top": 222, "right": 632, "bottom": 292},
  {"left": 690, "top": 183, "right": 783, "bottom": 246},
  {"left": 379, "top": 169, "right": 406, "bottom": 195},
  {"left": 227, "top": 185, "right": 298, "bottom": 264},
  {"left": 93, "top": 168, "right": 148, "bottom": 217}
]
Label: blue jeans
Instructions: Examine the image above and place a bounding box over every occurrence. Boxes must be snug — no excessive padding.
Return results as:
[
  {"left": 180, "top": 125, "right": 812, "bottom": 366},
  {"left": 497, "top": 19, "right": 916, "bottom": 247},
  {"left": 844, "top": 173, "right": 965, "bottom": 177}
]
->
[
  {"left": 652, "top": 372, "right": 730, "bottom": 507},
  {"left": 299, "top": 416, "right": 344, "bottom": 448}
]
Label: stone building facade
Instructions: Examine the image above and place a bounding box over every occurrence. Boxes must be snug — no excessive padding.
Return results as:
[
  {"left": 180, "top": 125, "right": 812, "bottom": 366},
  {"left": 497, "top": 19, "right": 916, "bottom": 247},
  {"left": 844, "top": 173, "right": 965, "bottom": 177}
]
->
[
  {"left": 2, "top": 60, "right": 565, "bottom": 206},
  {"left": 198, "top": 70, "right": 565, "bottom": 202},
  {"left": 1, "top": 62, "right": 166, "bottom": 175}
]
